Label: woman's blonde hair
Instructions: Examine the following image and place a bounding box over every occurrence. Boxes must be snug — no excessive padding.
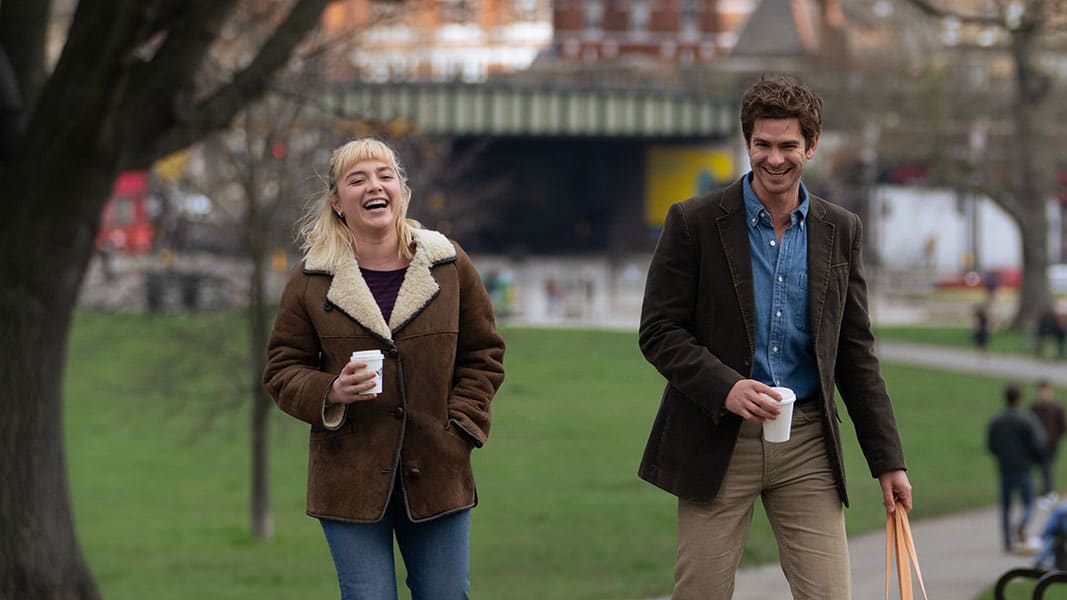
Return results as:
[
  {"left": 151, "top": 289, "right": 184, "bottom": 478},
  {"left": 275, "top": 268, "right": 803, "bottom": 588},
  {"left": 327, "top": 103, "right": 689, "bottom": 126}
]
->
[{"left": 298, "top": 138, "right": 420, "bottom": 270}]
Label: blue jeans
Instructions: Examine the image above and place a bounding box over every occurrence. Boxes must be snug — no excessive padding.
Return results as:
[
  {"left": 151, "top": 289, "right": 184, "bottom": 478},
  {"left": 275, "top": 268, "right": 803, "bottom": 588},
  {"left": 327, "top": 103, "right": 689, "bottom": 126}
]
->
[
  {"left": 999, "top": 470, "right": 1035, "bottom": 550},
  {"left": 1040, "top": 446, "right": 1059, "bottom": 496},
  {"left": 319, "top": 489, "right": 471, "bottom": 600}
]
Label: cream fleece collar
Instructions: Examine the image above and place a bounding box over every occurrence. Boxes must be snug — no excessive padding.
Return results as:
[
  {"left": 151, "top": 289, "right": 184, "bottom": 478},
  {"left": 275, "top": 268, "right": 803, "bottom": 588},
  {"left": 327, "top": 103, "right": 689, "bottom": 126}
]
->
[{"left": 307, "top": 229, "right": 457, "bottom": 341}]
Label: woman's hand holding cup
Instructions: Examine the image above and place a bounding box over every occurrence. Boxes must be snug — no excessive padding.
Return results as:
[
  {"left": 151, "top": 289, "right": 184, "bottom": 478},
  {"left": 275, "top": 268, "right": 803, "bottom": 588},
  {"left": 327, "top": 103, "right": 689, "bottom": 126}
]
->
[{"left": 327, "top": 360, "right": 380, "bottom": 405}]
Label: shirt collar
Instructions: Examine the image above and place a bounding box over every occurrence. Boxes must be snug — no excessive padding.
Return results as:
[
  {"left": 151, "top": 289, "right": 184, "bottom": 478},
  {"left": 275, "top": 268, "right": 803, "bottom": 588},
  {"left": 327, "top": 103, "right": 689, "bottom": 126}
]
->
[{"left": 742, "top": 171, "right": 810, "bottom": 228}]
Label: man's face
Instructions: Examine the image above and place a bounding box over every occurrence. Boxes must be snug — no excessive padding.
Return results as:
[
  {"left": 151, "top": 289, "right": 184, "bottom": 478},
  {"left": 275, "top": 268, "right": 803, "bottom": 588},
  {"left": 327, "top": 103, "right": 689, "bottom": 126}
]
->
[{"left": 746, "top": 117, "right": 817, "bottom": 202}]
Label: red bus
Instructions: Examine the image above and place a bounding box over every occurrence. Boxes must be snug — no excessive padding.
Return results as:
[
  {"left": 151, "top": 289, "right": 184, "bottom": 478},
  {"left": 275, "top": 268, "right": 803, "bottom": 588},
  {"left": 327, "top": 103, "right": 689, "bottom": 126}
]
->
[{"left": 96, "top": 170, "right": 154, "bottom": 254}]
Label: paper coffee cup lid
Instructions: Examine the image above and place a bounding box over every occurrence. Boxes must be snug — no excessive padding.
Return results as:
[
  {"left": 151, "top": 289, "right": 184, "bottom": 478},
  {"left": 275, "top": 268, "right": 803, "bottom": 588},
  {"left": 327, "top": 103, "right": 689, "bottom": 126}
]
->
[
  {"left": 351, "top": 350, "right": 384, "bottom": 359},
  {"left": 767, "top": 387, "right": 796, "bottom": 405}
]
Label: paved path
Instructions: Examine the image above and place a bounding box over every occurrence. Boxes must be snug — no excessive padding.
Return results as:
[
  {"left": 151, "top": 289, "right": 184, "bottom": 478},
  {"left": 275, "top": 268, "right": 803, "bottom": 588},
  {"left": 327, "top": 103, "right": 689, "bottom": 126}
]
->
[
  {"left": 650, "top": 342, "right": 1067, "bottom": 600},
  {"left": 877, "top": 340, "right": 1067, "bottom": 387},
  {"left": 726, "top": 504, "right": 1047, "bottom": 600}
]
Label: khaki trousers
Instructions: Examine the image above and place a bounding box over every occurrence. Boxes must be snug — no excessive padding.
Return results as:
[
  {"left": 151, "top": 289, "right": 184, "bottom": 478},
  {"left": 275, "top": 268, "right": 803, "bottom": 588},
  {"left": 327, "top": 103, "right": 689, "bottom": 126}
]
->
[{"left": 673, "top": 402, "right": 850, "bottom": 600}]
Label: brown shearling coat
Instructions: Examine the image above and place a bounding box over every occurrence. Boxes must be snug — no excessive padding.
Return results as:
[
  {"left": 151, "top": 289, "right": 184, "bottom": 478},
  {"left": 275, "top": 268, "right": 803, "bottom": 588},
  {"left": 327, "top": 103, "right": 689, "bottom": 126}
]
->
[
  {"left": 264, "top": 228, "right": 505, "bottom": 522},
  {"left": 638, "top": 178, "right": 906, "bottom": 506}
]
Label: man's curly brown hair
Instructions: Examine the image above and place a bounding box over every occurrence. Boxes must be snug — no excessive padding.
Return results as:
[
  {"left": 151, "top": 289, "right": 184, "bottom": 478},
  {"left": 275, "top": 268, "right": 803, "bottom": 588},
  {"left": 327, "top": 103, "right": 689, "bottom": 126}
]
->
[{"left": 740, "top": 76, "right": 823, "bottom": 151}]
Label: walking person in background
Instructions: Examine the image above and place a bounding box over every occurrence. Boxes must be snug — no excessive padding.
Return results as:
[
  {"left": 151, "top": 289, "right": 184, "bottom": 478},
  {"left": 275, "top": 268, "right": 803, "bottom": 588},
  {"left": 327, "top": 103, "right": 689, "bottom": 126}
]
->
[
  {"left": 973, "top": 302, "right": 991, "bottom": 353},
  {"left": 637, "top": 75, "right": 911, "bottom": 600},
  {"left": 1036, "top": 307, "right": 1066, "bottom": 360},
  {"left": 263, "top": 138, "right": 505, "bottom": 599},
  {"left": 988, "top": 383, "right": 1046, "bottom": 552},
  {"left": 1031, "top": 379, "right": 1066, "bottom": 501},
  {"left": 1033, "top": 498, "right": 1067, "bottom": 569}
]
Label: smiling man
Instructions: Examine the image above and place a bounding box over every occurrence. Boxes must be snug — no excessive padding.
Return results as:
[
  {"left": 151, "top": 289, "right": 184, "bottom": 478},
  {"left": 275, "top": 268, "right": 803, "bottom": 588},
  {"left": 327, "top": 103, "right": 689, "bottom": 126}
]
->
[{"left": 637, "top": 76, "right": 912, "bottom": 599}]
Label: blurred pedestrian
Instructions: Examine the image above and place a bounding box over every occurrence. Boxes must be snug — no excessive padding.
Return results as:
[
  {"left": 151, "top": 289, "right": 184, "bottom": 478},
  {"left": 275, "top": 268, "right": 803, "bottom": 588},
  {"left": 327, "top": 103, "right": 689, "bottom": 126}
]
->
[
  {"left": 973, "top": 302, "right": 991, "bottom": 352},
  {"left": 983, "top": 269, "right": 1002, "bottom": 300},
  {"left": 1031, "top": 379, "right": 1066, "bottom": 500},
  {"left": 263, "top": 137, "right": 505, "bottom": 600},
  {"left": 638, "top": 75, "right": 911, "bottom": 600},
  {"left": 1036, "top": 307, "right": 1066, "bottom": 359},
  {"left": 1033, "top": 499, "right": 1067, "bottom": 569},
  {"left": 544, "top": 277, "right": 562, "bottom": 316},
  {"left": 988, "top": 383, "right": 1046, "bottom": 552}
]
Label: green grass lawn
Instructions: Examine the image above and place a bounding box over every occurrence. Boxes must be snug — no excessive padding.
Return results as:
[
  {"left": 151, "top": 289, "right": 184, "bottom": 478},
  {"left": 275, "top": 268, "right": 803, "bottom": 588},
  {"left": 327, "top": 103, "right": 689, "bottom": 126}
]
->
[
  {"left": 876, "top": 324, "right": 1052, "bottom": 358},
  {"left": 64, "top": 312, "right": 1065, "bottom": 599}
]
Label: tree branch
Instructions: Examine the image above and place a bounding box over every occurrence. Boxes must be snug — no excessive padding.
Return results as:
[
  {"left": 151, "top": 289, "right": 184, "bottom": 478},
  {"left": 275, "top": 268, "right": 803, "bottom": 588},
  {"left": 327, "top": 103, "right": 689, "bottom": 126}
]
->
[
  {"left": 21, "top": 1, "right": 160, "bottom": 163},
  {"left": 138, "top": 0, "right": 337, "bottom": 166},
  {"left": 0, "top": 0, "right": 51, "bottom": 110},
  {"left": 137, "top": 3, "right": 238, "bottom": 89},
  {"left": 898, "top": 0, "right": 1004, "bottom": 27}
]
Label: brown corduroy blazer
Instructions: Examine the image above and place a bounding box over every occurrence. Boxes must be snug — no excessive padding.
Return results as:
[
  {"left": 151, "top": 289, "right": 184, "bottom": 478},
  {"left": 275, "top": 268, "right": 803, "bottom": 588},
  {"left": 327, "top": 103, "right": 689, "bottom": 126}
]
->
[{"left": 637, "top": 177, "right": 906, "bottom": 506}]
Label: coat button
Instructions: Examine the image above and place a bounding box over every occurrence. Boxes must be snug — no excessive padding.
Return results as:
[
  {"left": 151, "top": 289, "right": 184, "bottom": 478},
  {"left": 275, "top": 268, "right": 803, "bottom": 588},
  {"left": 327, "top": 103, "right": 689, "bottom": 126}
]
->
[
  {"left": 390, "top": 406, "right": 404, "bottom": 418},
  {"left": 403, "top": 459, "right": 420, "bottom": 478}
]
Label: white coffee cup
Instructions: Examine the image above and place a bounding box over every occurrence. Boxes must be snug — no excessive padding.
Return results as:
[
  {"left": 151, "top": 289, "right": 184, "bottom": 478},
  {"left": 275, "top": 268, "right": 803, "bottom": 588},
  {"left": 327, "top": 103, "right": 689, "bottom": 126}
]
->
[
  {"left": 760, "top": 387, "right": 797, "bottom": 443},
  {"left": 350, "top": 350, "right": 385, "bottom": 394}
]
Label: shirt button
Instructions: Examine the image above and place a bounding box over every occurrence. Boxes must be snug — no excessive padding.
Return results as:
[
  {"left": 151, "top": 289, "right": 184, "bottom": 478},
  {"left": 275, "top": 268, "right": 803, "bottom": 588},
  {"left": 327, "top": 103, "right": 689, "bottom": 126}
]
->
[
  {"left": 777, "top": 275, "right": 783, "bottom": 282},
  {"left": 772, "top": 346, "right": 779, "bottom": 353},
  {"left": 776, "top": 310, "right": 782, "bottom": 317},
  {"left": 751, "top": 217, "right": 757, "bottom": 224},
  {"left": 769, "top": 240, "right": 776, "bottom": 247}
]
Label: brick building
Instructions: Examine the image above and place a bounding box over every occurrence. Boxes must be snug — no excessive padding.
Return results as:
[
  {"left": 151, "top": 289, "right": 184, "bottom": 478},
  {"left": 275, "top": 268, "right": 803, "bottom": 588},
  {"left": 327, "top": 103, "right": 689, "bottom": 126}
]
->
[
  {"left": 550, "top": 0, "right": 756, "bottom": 66},
  {"left": 320, "top": 0, "right": 553, "bottom": 82}
]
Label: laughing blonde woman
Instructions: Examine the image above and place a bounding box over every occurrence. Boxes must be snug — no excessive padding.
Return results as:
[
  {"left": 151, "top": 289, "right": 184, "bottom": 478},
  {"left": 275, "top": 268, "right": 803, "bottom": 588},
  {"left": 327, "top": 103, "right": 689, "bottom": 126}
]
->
[{"left": 264, "top": 138, "right": 505, "bottom": 599}]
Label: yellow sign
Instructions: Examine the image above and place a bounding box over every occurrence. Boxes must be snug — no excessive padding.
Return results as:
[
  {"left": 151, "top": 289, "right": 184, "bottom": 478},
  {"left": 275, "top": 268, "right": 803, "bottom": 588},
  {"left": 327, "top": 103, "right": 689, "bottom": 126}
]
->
[
  {"left": 154, "top": 150, "right": 190, "bottom": 184},
  {"left": 644, "top": 146, "right": 735, "bottom": 227},
  {"left": 272, "top": 248, "right": 289, "bottom": 273}
]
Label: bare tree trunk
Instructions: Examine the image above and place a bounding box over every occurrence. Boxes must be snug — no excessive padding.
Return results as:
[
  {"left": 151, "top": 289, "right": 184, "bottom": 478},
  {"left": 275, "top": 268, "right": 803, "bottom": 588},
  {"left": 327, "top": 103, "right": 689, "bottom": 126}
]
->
[
  {"left": 247, "top": 208, "right": 274, "bottom": 540},
  {"left": 0, "top": 166, "right": 107, "bottom": 599},
  {"left": 1009, "top": 25, "right": 1052, "bottom": 328},
  {"left": 1018, "top": 215, "right": 1051, "bottom": 324},
  {"left": 1, "top": 0, "right": 335, "bottom": 590}
]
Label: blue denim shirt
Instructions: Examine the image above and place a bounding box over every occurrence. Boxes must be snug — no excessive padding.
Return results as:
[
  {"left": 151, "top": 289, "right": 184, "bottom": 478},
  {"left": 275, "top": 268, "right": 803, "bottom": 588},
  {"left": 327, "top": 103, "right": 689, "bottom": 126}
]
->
[{"left": 743, "top": 172, "right": 819, "bottom": 399}]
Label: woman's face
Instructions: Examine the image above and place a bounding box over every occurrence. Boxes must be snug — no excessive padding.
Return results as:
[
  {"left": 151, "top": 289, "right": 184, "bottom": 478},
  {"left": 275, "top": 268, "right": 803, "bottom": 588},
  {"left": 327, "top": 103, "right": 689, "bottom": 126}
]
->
[{"left": 332, "top": 158, "right": 404, "bottom": 238}]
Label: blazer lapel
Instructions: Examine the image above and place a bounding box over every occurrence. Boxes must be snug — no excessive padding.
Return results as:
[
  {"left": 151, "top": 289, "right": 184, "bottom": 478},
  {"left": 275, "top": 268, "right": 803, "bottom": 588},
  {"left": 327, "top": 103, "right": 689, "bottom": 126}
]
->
[
  {"left": 717, "top": 188, "right": 756, "bottom": 359},
  {"left": 806, "top": 198, "right": 835, "bottom": 337}
]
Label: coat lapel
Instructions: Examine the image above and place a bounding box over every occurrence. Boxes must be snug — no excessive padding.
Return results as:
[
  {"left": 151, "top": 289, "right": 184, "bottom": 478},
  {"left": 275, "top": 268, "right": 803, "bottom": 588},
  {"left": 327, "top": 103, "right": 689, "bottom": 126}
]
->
[
  {"left": 806, "top": 198, "right": 835, "bottom": 338},
  {"left": 309, "top": 228, "right": 457, "bottom": 341},
  {"left": 325, "top": 252, "right": 391, "bottom": 340},
  {"left": 717, "top": 188, "right": 756, "bottom": 359},
  {"left": 388, "top": 229, "right": 456, "bottom": 332}
]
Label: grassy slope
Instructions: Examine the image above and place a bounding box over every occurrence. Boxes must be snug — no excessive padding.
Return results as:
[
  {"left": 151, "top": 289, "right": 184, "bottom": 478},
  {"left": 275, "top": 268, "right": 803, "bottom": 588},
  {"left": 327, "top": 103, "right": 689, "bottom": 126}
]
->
[{"left": 64, "top": 314, "right": 1056, "bottom": 599}]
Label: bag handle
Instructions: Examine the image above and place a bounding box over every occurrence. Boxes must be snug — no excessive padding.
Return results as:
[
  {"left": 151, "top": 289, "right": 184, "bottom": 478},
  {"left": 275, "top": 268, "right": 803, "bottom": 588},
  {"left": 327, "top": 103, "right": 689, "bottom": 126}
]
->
[{"left": 885, "top": 502, "right": 928, "bottom": 600}]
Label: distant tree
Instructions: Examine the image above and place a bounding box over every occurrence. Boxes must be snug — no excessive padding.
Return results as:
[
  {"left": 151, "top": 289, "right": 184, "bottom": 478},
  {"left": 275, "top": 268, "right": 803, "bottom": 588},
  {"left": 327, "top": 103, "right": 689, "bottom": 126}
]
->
[
  {"left": 0, "top": 1, "right": 339, "bottom": 596},
  {"left": 897, "top": 0, "right": 1067, "bottom": 328},
  {"left": 191, "top": 93, "right": 334, "bottom": 540}
]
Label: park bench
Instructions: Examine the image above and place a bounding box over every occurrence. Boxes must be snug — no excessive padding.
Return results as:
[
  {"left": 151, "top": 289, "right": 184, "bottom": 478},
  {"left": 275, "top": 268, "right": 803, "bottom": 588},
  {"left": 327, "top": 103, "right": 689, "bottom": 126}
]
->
[
  {"left": 994, "top": 503, "right": 1067, "bottom": 598},
  {"left": 994, "top": 567, "right": 1067, "bottom": 599}
]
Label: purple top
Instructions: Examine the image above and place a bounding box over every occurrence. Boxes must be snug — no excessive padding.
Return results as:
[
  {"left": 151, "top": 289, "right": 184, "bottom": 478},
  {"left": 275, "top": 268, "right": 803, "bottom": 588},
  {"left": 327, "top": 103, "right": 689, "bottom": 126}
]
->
[{"left": 360, "top": 267, "right": 406, "bottom": 324}]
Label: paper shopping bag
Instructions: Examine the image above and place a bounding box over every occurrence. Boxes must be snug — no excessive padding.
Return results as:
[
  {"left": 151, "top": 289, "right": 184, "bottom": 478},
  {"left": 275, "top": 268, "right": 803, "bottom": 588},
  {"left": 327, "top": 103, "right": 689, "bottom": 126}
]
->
[{"left": 885, "top": 502, "right": 928, "bottom": 600}]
